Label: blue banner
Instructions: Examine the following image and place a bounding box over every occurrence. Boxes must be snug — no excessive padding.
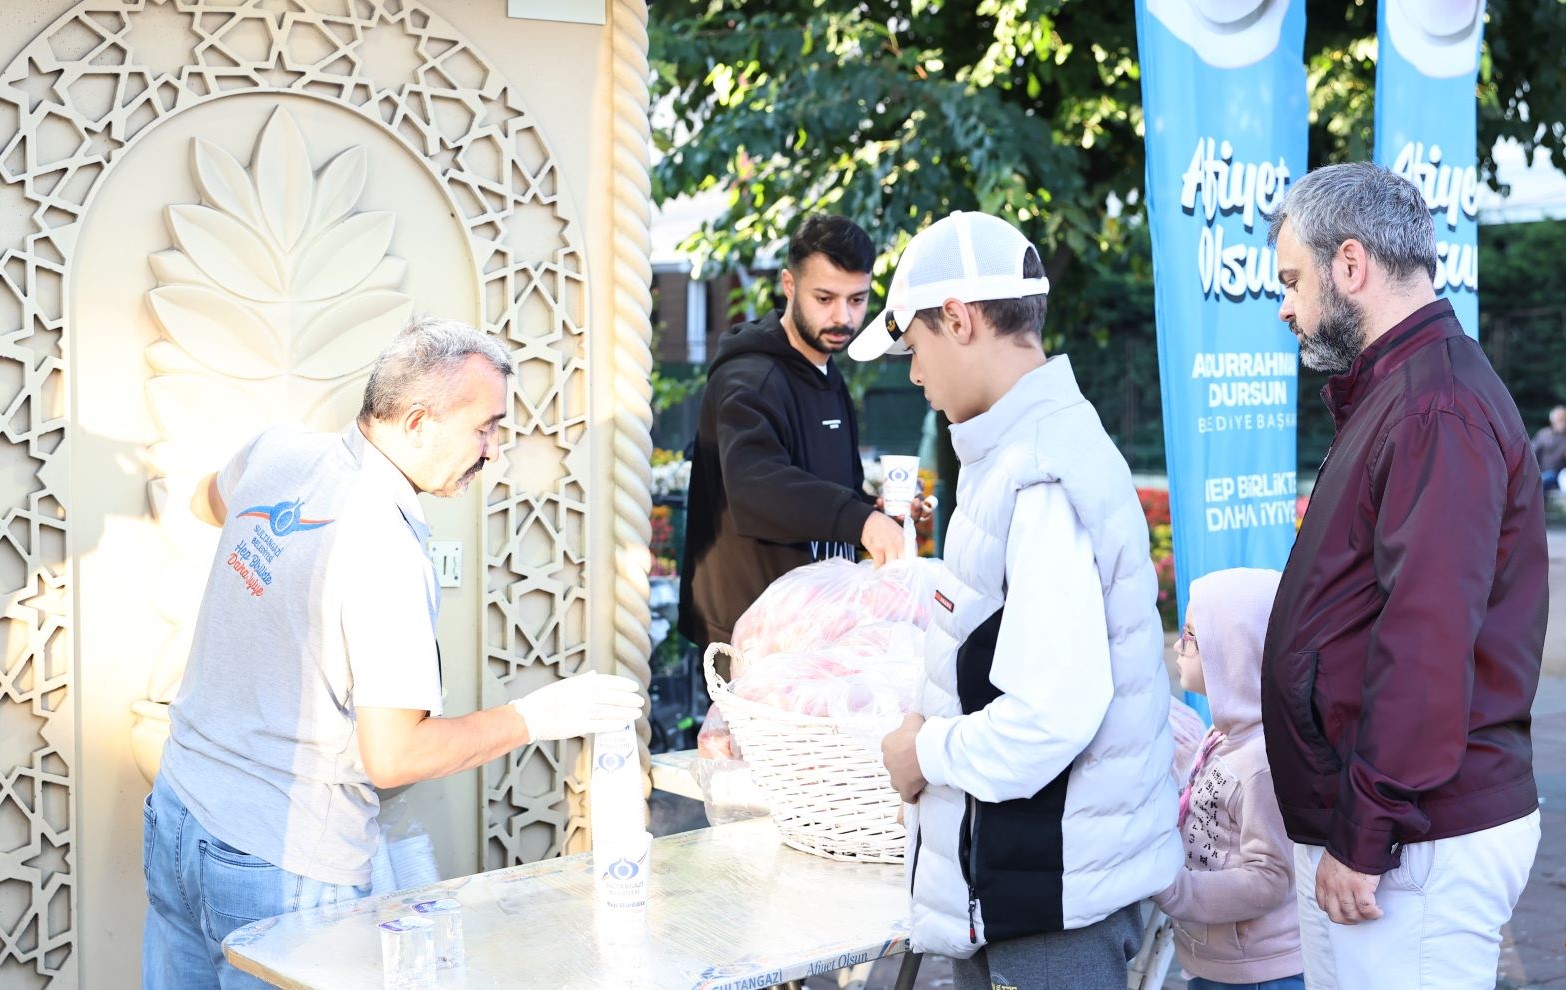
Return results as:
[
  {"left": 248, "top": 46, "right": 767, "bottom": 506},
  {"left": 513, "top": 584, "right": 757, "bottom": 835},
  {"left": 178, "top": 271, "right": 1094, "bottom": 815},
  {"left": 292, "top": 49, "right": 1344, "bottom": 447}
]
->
[
  {"left": 1135, "top": 0, "right": 1306, "bottom": 717},
  {"left": 1374, "top": 0, "right": 1485, "bottom": 337}
]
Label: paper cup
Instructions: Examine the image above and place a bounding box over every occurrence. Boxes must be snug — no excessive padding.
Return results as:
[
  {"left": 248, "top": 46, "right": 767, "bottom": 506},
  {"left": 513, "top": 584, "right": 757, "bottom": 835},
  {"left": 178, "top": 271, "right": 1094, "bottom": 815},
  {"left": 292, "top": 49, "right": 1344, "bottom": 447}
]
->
[
  {"left": 879, "top": 455, "right": 921, "bottom": 518},
  {"left": 597, "top": 829, "right": 652, "bottom": 912},
  {"left": 590, "top": 724, "right": 644, "bottom": 852}
]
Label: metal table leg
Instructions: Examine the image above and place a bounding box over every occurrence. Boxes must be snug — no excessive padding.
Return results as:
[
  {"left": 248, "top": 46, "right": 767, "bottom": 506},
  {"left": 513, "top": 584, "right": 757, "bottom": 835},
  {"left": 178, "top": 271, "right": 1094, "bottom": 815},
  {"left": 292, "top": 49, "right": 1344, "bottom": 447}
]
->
[{"left": 892, "top": 951, "right": 923, "bottom": 990}]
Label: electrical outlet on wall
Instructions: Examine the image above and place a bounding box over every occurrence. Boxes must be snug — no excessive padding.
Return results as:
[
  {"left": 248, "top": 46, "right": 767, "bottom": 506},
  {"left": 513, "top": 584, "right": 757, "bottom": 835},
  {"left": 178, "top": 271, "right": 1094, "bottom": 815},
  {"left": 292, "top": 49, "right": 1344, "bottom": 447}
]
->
[{"left": 428, "top": 540, "right": 462, "bottom": 588}]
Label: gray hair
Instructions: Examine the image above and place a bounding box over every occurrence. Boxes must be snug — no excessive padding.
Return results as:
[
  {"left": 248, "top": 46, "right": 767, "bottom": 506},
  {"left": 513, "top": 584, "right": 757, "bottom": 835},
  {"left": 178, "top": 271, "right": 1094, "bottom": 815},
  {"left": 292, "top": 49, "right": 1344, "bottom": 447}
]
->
[
  {"left": 1266, "top": 162, "right": 1437, "bottom": 284},
  {"left": 358, "top": 315, "right": 512, "bottom": 423}
]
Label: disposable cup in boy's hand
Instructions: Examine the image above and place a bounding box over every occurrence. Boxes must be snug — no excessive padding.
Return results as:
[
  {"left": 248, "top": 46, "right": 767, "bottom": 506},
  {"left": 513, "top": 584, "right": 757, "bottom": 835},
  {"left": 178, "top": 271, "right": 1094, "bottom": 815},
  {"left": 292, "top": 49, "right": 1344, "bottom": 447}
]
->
[{"left": 880, "top": 455, "right": 921, "bottom": 517}]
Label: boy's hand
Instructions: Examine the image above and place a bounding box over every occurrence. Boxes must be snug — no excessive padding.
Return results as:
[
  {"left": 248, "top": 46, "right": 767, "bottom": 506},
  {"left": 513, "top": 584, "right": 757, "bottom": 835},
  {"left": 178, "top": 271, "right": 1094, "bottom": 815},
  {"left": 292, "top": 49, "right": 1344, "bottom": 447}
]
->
[
  {"left": 1316, "top": 851, "right": 1383, "bottom": 925},
  {"left": 881, "top": 714, "right": 927, "bottom": 802},
  {"left": 874, "top": 494, "right": 937, "bottom": 524},
  {"left": 908, "top": 494, "right": 937, "bottom": 524}
]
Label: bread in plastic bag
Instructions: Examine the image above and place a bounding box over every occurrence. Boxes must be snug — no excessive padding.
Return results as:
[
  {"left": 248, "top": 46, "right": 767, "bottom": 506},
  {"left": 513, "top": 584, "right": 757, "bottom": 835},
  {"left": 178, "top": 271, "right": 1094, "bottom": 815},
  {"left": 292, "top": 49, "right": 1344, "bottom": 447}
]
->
[
  {"left": 729, "top": 640, "right": 922, "bottom": 719},
  {"left": 729, "top": 557, "right": 933, "bottom": 679},
  {"left": 724, "top": 556, "right": 935, "bottom": 719}
]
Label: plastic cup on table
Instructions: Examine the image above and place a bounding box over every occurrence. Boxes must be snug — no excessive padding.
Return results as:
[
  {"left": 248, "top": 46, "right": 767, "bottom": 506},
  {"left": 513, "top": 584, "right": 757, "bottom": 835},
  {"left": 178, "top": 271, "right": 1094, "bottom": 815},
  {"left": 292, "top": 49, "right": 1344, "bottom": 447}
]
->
[
  {"left": 377, "top": 915, "right": 436, "bottom": 989},
  {"left": 411, "top": 897, "right": 464, "bottom": 970}
]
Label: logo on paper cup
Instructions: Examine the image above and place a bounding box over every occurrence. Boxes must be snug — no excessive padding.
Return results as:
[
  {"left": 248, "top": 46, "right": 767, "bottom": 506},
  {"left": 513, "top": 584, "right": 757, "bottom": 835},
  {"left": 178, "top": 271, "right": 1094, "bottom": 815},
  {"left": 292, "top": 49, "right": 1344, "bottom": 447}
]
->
[
  {"left": 606, "top": 857, "right": 641, "bottom": 881},
  {"left": 1385, "top": 0, "right": 1482, "bottom": 78},
  {"left": 1145, "top": 0, "right": 1288, "bottom": 69},
  {"left": 596, "top": 752, "right": 628, "bottom": 772},
  {"left": 887, "top": 467, "right": 912, "bottom": 483},
  {"left": 600, "top": 845, "right": 649, "bottom": 911}
]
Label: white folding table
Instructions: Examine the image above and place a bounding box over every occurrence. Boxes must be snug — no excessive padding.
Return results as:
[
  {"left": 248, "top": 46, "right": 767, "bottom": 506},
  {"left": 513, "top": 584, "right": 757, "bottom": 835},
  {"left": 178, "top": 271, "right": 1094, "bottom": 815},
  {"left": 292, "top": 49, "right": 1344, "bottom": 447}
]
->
[{"left": 225, "top": 817, "right": 922, "bottom": 989}]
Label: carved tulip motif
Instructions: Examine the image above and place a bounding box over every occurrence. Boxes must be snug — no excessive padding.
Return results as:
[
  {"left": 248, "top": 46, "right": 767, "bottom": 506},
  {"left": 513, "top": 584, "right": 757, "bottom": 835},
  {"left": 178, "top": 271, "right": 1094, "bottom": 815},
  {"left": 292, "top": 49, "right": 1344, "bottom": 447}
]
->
[
  {"left": 146, "top": 107, "right": 413, "bottom": 455},
  {"left": 142, "top": 106, "right": 415, "bottom": 702}
]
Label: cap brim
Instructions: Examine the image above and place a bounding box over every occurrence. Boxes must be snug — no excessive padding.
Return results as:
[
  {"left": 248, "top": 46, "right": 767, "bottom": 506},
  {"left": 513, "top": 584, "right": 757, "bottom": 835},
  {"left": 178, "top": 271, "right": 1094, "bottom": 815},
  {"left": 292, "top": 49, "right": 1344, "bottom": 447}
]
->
[{"left": 848, "top": 310, "right": 912, "bottom": 362}]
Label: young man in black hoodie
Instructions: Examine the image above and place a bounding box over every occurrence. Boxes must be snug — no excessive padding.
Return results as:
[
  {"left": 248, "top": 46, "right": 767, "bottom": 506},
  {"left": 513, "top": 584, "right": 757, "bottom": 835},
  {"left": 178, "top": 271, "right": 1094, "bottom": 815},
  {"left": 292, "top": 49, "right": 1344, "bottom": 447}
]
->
[{"left": 678, "top": 215, "right": 907, "bottom": 651}]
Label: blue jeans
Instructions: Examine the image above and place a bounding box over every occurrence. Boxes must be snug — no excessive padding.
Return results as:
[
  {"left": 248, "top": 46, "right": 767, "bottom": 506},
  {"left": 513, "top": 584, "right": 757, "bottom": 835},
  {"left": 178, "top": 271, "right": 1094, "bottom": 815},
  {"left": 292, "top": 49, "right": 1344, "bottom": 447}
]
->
[
  {"left": 1187, "top": 977, "right": 1305, "bottom": 990},
  {"left": 142, "top": 775, "right": 371, "bottom": 989}
]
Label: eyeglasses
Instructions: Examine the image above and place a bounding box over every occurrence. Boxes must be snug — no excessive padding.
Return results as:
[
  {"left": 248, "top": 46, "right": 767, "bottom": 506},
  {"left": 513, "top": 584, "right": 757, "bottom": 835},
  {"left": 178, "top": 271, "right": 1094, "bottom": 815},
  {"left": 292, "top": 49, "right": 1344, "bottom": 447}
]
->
[{"left": 1175, "top": 629, "right": 1199, "bottom": 655}]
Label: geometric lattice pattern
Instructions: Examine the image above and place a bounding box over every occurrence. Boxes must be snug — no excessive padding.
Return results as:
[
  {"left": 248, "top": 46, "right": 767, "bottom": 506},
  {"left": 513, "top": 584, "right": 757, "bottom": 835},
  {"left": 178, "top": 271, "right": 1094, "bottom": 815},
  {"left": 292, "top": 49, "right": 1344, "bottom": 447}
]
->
[
  {"left": 0, "top": 2, "right": 615, "bottom": 983},
  {"left": 142, "top": 103, "right": 418, "bottom": 705}
]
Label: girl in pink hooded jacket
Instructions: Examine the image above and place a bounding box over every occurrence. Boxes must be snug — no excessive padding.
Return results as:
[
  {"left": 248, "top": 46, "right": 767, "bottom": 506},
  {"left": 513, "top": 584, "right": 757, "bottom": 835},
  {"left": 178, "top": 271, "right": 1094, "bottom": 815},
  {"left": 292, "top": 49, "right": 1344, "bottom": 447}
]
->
[{"left": 1154, "top": 567, "right": 1303, "bottom": 990}]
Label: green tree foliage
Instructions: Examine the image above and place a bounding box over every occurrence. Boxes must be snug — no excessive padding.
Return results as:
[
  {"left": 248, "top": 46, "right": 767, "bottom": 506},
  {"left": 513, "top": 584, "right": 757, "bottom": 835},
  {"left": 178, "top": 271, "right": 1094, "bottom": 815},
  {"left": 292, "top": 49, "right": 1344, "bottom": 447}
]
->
[
  {"left": 651, "top": 0, "right": 1144, "bottom": 317},
  {"left": 649, "top": 0, "right": 1566, "bottom": 470},
  {"left": 1305, "top": 3, "right": 1566, "bottom": 183},
  {"left": 1478, "top": 219, "right": 1566, "bottom": 425},
  {"left": 651, "top": 0, "right": 1566, "bottom": 296}
]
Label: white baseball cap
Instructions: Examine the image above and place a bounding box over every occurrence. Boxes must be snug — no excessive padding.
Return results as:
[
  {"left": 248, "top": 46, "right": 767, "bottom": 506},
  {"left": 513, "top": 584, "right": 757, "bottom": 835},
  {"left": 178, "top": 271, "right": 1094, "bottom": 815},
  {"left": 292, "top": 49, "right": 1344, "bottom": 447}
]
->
[{"left": 848, "top": 211, "right": 1050, "bottom": 362}]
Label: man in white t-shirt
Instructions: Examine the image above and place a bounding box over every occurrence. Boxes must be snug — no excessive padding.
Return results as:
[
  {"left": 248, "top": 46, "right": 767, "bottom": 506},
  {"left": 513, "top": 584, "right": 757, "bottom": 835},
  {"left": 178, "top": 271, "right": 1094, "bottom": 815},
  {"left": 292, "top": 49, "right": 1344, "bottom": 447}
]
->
[{"left": 143, "top": 316, "right": 643, "bottom": 989}]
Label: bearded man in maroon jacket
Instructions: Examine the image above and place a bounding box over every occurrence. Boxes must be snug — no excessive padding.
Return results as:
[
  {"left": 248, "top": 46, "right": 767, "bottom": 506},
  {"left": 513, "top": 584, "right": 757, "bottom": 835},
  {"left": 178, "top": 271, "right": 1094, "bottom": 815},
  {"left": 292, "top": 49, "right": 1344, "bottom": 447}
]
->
[{"left": 1262, "top": 162, "right": 1547, "bottom": 990}]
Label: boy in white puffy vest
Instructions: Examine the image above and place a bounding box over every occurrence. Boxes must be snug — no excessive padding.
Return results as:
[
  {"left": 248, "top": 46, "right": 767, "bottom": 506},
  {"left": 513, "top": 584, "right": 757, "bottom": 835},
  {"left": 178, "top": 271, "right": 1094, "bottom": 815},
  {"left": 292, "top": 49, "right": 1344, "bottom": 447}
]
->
[{"left": 853, "top": 211, "right": 1181, "bottom": 990}]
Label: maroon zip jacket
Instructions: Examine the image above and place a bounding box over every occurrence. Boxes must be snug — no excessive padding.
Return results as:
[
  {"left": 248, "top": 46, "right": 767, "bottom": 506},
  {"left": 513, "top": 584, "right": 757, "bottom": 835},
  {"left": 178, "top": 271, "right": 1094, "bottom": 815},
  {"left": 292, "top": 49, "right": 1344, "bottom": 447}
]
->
[{"left": 1261, "top": 299, "right": 1547, "bottom": 875}]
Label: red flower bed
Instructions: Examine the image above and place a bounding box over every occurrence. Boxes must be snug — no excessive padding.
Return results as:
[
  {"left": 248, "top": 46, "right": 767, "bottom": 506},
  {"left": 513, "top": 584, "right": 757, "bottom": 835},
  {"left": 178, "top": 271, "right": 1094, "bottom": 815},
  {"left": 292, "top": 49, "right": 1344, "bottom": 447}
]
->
[
  {"left": 1138, "top": 487, "right": 1177, "bottom": 630},
  {"left": 1137, "top": 487, "right": 1171, "bottom": 528}
]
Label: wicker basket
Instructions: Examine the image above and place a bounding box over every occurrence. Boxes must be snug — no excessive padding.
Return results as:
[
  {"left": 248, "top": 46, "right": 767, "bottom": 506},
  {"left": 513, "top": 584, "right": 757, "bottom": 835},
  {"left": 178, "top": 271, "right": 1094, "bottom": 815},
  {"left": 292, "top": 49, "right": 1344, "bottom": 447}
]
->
[{"left": 703, "top": 643, "right": 906, "bottom": 863}]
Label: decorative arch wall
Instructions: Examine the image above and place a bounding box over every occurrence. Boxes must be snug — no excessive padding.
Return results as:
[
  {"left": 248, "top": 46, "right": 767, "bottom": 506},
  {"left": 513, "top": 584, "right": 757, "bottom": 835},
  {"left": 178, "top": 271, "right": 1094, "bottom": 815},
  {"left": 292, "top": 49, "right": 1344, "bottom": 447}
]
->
[{"left": 0, "top": 0, "right": 653, "bottom": 985}]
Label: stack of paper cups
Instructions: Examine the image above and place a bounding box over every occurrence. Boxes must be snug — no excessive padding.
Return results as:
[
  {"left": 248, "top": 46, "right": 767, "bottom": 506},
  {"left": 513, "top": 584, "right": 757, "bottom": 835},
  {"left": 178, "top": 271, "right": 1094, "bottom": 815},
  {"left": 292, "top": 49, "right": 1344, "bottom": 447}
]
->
[
  {"left": 590, "top": 723, "right": 644, "bottom": 849},
  {"left": 388, "top": 831, "right": 440, "bottom": 890},
  {"left": 597, "top": 828, "right": 652, "bottom": 911},
  {"left": 591, "top": 723, "right": 650, "bottom": 919},
  {"left": 593, "top": 831, "right": 652, "bottom": 978}
]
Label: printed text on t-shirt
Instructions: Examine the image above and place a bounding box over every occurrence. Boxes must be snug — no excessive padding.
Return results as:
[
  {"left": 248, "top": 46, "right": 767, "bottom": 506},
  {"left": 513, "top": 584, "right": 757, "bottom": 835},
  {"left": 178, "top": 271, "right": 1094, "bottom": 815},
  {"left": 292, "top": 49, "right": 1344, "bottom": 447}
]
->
[{"left": 225, "top": 499, "right": 335, "bottom": 598}]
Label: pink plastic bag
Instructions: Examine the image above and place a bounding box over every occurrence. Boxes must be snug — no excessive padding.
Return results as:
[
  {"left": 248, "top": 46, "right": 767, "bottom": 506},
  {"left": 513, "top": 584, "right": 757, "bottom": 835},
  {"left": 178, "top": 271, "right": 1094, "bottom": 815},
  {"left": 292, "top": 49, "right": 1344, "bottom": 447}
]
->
[
  {"left": 722, "top": 557, "right": 935, "bottom": 719},
  {"left": 729, "top": 648, "right": 920, "bottom": 718},
  {"left": 691, "top": 702, "right": 769, "bottom": 825},
  {"left": 730, "top": 557, "right": 933, "bottom": 676},
  {"left": 696, "top": 700, "right": 739, "bottom": 761}
]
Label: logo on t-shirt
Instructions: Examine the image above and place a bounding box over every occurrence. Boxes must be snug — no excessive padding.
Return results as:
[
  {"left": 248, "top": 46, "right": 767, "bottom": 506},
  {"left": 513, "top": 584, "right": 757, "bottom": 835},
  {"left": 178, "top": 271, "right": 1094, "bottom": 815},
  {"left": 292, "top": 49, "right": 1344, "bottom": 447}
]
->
[
  {"left": 225, "top": 499, "right": 335, "bottom": 598},
  {"left": 237, "top": 498, "right": 334, "bottom": 537}
]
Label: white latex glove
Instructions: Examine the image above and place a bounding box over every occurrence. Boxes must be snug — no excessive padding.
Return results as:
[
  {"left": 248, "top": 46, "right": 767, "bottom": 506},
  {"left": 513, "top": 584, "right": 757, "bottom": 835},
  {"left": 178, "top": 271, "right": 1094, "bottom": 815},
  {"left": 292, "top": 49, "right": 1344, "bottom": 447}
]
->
[{"left": 510, "top": 671, "right": 644, "bottom": 742}]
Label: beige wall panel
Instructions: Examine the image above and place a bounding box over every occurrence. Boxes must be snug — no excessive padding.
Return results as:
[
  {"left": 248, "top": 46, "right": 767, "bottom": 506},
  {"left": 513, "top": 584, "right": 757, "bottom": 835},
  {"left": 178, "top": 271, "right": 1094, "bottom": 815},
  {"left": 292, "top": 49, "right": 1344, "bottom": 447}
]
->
[{"left": 0, "top": 1, "right": 653, "bottom": 986}]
